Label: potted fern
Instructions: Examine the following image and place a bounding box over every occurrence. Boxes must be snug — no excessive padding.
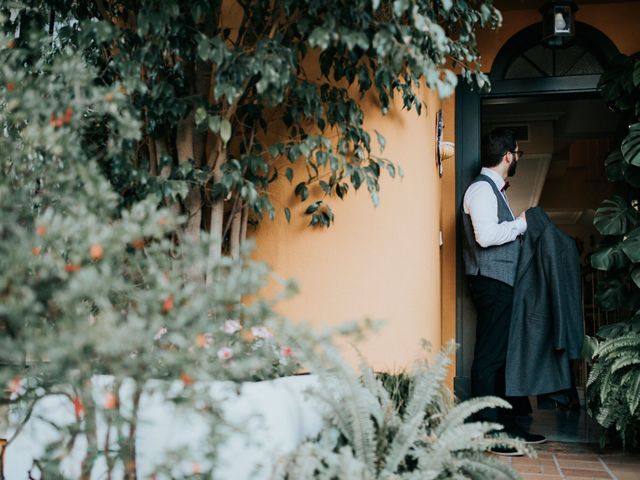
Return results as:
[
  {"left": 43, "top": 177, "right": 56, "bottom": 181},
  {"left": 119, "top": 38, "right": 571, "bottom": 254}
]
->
[{"left": 273, "top": 342, "right": 528, "bottom": 479}]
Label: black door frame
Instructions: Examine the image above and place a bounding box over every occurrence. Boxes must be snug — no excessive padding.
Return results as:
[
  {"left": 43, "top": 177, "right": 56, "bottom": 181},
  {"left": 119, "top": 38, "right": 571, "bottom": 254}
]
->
[{"left": 453, "top": 22, "right": 620, "bottom": 400}]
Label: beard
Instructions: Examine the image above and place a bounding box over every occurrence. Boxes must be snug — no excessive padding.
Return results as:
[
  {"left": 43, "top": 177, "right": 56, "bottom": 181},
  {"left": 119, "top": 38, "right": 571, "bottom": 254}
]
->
[{"left": 508, "top": 159, "right": 518, "bottom": 177}]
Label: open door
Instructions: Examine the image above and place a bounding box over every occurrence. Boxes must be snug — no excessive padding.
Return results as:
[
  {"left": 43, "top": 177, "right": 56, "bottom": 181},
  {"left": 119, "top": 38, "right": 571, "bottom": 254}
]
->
[{"left": 454, "top": 21, "right": 621, "bottom": 442}]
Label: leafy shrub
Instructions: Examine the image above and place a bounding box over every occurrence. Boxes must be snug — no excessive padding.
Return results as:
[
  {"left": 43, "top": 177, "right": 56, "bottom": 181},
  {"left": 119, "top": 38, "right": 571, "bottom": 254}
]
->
[
  {"left": 587, "top": 52, "right": 640, "bottom": 447},
  {"left": 585, "top": 328, "right": 640, "bottom": 448},
  {"left": 273, "top": 343, "right": 528, "bottom": 479},
  {"left": 0, "top": 13, "right": 301, "bottom": 477}
]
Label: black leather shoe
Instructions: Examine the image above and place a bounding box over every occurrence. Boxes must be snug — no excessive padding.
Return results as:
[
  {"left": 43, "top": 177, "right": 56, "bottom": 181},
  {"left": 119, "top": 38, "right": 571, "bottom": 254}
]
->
[{"left": 489, "top": 445, "right": 524, "bottom": 456}]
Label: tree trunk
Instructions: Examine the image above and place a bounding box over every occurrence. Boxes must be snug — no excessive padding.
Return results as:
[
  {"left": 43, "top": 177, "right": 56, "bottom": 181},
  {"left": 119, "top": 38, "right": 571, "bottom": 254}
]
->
[
  {"left": 206, "top": 145, "right": 226, "bottom": 283},
  {"left": 156, "top": 138, "right": 170, "bottom": 179},
  {"left": 79, "top": 392, "right": 97, "bottom": 480},
  {"left": 148, "top": 136, "right": 158, "bottom": 176},
  {"left": 240, "top": 204, "right": 248, "bottom": 245},
  {"left": 123, "top": 386, "right": 141, "bottom": 480},
  {"left": 176, "top": 112, "right": 202, "bottom": 241},
  {"left": 230, "top": 206, "right": 241, "bottom": 259}
]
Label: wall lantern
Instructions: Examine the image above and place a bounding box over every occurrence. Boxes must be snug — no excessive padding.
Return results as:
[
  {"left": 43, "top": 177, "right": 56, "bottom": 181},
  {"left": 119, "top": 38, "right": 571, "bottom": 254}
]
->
[{"left": 539, "top": 0, "right": 578, "bottom": 47}]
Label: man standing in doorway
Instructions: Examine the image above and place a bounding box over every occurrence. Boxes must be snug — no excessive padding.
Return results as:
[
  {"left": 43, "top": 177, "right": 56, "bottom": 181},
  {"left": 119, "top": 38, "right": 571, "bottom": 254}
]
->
[{"left": 461, "top": 128, "right": 546, "bottom": 454}]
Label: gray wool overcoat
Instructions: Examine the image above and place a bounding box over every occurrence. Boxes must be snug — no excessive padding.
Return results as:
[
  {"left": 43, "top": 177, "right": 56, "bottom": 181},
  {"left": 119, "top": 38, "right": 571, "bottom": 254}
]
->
[{"left": 505, "top": 207, "right": 584, "bottom": 396}]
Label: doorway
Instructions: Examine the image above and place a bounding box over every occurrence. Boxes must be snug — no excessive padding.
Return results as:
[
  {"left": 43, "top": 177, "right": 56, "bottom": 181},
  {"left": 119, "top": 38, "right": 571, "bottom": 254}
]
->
[
  {"left": 454, "top": 22, "right": 621, "bottom": 442},
  {"left": 483, "top": 94, "right": 621, "bottom": 442}
]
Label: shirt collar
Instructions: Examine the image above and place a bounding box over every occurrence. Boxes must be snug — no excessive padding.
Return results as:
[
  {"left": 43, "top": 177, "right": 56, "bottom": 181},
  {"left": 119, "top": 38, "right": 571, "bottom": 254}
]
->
[{"left": 480, "top": 167, "right": 506, "bottom": 191}]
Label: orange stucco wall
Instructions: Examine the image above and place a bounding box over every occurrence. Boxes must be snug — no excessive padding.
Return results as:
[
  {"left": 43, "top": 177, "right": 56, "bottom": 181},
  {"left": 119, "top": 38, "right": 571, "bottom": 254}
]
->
[{"left": 254, "top": 87, "right": 445, "bottom": 371}]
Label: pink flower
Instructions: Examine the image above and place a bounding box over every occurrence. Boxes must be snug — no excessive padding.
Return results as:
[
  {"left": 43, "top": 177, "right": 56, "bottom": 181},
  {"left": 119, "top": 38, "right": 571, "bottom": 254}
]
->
[
  {"left": 280, "top": 346, "right": 294, "bottom": 357},
  {"left": 222, "top": 319, "right": 241, "bottom": 334},
  {"left": 251, "top": 325, "right": 272, "bottom": 339},
  {"left": 217, "top": 347, "right": 233, "bottom": 360},
  {"left": 153, "top": 326, "right": 168, "bottom": 340}
]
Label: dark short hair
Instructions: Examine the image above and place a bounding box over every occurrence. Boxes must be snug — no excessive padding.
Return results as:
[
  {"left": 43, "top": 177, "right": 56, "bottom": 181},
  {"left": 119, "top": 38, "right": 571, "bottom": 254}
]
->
[{"left": 481, "top": 128, "right": 516, "bottom": 168}]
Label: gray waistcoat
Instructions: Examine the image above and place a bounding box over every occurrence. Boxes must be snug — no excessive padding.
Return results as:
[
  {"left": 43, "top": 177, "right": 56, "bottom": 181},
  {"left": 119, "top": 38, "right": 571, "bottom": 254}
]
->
[{"left": 461, "top": 174, "right": 521, "bottom": 286}]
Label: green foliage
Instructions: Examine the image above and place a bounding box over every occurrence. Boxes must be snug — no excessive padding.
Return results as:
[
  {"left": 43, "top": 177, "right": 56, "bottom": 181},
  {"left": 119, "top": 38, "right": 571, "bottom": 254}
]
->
[
  {"left": 0, "top": 14, "right": 302, "bottom": 477},
  {"left": 273, "top": 342, "right": 528, "bottom": 479},
  {"left": 586, "top": 332, "right": 640, "bottom": 448},
  {"left": 587, "top": 52, "right": 640, "bottom": 447},
  {"left": 2, "top": 0, "right": 500, "bottom": 243}
]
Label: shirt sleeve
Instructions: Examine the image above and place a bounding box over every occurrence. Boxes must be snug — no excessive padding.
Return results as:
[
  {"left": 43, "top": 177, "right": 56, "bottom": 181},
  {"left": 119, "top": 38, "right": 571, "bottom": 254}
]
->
[{"left": 463, "top": 182, "right": 527, "bottom": 248}]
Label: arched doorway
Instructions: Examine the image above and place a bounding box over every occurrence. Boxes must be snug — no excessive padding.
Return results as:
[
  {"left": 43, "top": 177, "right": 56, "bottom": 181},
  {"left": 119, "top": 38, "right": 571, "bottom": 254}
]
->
[{"left": 454, "top": 21, "right": 621, "bottom": 440}]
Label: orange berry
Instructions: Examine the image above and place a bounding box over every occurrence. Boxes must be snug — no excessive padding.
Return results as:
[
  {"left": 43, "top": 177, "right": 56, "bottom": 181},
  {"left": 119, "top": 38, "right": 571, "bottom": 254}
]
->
[
  {"left": 131, "top": 238, "right": 145, "bottom": 250},
  {"left": 31, "top": 247, "right": 41, "bottom": 257},
  {"left": 196, "top": 334, "right": 208, "bottom": 348},
  {"left": 6, "top": 82, "right": 14, "bottom": 92},
  {"left": 105, "top": 93, "right": 114, "bottom": 103},
  {"left": 7, "top": 39, "right": 16, "bottom": 49},
  {"left": 240, "top": 329, "right": 255, "bottom": 343},
  {"left": 9, "top": 376, "right": 21, "bottom": 395},
  {"left": 63, "top": 107, "right": 73, "bottom": 124},
  {"left": 104, "top": 392, "right": 118, "bottom": 410},
  {"left": 158, "top": 217, "right": 168, "bottom": 226},
  {"left": 89, "top": 244, "right": 104, "bottom": 261},
  {"left": 36, "top": 225, "right": 47, "bottom": 237},
  {"left": 162, "top": 295, "right": 173, "bottom": 313},
  {"left": 55, "top": 116, "right": 64, "bottom": 128},
  {"left": 65, "top": 264, "right": 81, "bottom": 273},
  {"left": 73, "top": 397, "right": 84, "bottom": 417},
  {"left": 180, "top": 372, "right": 194, "bottom": 385},
  {"left": 192, "top": 463, "right": 201, "bottom": 475}
]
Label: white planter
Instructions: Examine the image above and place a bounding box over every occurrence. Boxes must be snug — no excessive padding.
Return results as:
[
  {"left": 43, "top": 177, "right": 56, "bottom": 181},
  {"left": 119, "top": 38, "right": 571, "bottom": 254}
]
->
[{"left": 4, "top": 375, "right": 323, "bottom": 479}]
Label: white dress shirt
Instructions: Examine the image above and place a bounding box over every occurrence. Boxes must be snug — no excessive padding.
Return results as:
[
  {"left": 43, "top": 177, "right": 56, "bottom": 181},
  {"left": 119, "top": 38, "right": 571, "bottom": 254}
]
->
[{"left": 463, "top": 168, "right": 527, "bottom": 248}]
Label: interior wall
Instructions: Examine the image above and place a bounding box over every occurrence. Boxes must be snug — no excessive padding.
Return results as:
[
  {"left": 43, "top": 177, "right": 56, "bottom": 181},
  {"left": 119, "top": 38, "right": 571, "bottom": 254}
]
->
[{"left": 253, "top": 85, "right": 445, "bottom": 371}]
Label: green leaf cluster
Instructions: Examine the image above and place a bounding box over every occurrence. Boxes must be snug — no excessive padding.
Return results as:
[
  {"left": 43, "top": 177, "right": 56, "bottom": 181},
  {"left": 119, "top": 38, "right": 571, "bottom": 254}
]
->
[
  {"left": 587, "top": 52, "right": 640, "bottom": 447},
  {"left": 2, "top": 0, "right": 499, "bottom": 236},
  {"left": 0, "top": 20, "right": 302, "bottom": 476},
  {"left": 585, "top": 332, "right": 640, "bottom": 448}
]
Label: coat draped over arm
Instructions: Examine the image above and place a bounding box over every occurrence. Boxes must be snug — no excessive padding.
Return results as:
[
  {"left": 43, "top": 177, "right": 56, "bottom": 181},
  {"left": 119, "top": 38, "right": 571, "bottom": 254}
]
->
[{"left": 506, "top": 207, "right": 584, "bottom": 397}]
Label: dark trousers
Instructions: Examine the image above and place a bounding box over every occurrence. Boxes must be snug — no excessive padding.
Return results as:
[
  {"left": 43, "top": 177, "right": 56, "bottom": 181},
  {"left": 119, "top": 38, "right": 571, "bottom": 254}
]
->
[{"left": 467, "top": 274, "right": 516, "bottom": 427}]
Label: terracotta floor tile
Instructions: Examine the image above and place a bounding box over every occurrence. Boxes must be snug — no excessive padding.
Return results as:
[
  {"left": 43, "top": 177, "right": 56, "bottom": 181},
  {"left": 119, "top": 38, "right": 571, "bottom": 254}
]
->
[
  {"left": 564, "top": 477, "right": 613, "bottom": 480},
  {"left": 556, "top": 454, "right": 602, "bottom": 462},
  {"left": 607, "top": 471, "right": 640, "bottom": 480},
  {"left": 557, "top": 460, "right": 606, "bottom": 469},
  {"left": 601, "top": 456, "right": 640, "bottom": 465},
  {"left": 520, "top": 475, "right": 563, "bottom": 480},
  {"left": 516, "top": 463, "right": 560, "bottom": 474},
  {"left": 560, "top": 468, "right": 611, "bottom": 478},
  {"left": 606, "top": 463, "right": 640, "bottom": 472},
  {"left": 512, "top": 457, "right": 557, "bottom": 467}
]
